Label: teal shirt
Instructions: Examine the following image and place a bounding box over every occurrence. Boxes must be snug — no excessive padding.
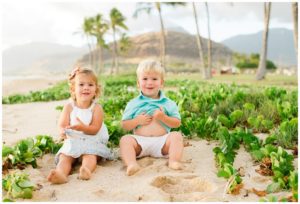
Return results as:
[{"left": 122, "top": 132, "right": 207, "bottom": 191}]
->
[{"left": 122, "top": 91, "right": 181, "bottom": 132}]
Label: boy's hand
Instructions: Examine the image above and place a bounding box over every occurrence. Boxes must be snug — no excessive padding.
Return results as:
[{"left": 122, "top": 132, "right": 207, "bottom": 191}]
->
[
  {"left": 136, "top": 112, "right": 152, "bottom": 125},
  {"left": 66, "top": 117, "right": 86, "bottom": 131},
  {"left": 153, "top": 107, "right": 165, "bottom": 121}
]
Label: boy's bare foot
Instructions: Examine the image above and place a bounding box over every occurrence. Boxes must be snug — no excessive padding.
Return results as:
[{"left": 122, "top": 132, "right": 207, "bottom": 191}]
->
[
  {"left": 168, "top": 161, "right": 183, "bottom": 170},
  {"left": 47, "top": 169, "right": 68, "bottom": 184},
  {"left": 126, "top": 164, "right": 141, "bottom": 176},
  {"left": 78, "top": 166, "right": 92, "bottom": 180}
]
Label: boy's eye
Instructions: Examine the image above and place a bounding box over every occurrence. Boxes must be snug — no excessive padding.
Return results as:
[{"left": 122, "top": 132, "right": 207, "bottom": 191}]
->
[
  {"left": 153, "top": 78, "right": 157, "bottom": 81},
  {"left": 143, "top": 78, "right": 147, "bottom": 80},
  {"left": 79, "top": 83, "right": 84, "bottom": 86},
  {"left": 89, "top": 84, "right": 94, "bottom": 86}
]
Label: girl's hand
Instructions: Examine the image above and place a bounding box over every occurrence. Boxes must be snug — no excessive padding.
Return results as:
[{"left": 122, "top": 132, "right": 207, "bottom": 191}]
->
[
  {"left": 59, "top": 128, "right": 67, "bottom": 139},
  {"left": 67, "top": 117, "right": 86, "bottom": 131},
  {"left": 153, "top": 107, "right": 165, "bottom": 121},
  {"left": 136, "top": 112, "right": 152, "bottom": 126},
  {"left": 60, "top": 133, "right": 67, "bottom": 140}
]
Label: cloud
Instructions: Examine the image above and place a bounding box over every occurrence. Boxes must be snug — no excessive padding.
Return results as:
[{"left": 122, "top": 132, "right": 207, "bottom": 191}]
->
[{"left": 2, "top": 1, "right": 294, "bottom": 50}]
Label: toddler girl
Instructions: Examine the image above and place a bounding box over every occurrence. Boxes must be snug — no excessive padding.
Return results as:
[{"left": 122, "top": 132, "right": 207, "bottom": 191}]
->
[{"left": 47, "top": 67, "right": 114, "bottom": 184}]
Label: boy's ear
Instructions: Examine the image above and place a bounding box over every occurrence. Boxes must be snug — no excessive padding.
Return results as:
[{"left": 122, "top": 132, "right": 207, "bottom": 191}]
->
[{"left": 137, "top": 80, "right": 140, "bottom": 88}]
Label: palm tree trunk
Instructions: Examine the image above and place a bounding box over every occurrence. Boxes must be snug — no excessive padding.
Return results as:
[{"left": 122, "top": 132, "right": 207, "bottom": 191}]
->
[
  {"left": 292, "top": 2, "right": 298, "bottom": 59},
  {"left": 256, "top": 3, "right": 271, "bottom": 80},
  {"left": 192, "top": 3, "right": 206, "bottom": 78},
  {"left": 111, "top": 28, "right": 117, "bottom": 75},
  {"left": 156, "top": 2, "right": 166, "bottom": 69},
  {"left": 98, "top": 45, "right": 103, "bottom": 75},
  {"left": 205, "top": 2, "right": 212, "bottom": 79},
  {"left": 86, "top": 36, "right": 93, "bottom": 69},
  {"left": 93, "top": 46, "right": 98, "bottom": 73}
]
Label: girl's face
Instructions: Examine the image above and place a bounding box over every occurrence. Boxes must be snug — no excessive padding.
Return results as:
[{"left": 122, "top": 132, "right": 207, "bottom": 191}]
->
[
  {"left": 73, "top": 73, "right": 97, "bottom": 103},
  {"left": 137, "top": 71, "right": 164, "bottom": 99}
]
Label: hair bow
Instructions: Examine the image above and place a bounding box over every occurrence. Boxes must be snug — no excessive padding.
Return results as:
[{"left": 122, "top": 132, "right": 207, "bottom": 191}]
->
[{"left": 69, "top": 67, "right": 80, "bottom": 80}]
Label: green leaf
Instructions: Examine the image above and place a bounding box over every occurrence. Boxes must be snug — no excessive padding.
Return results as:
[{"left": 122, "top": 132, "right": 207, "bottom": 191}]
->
[
  {"left": 266, "top": 182, "right": 281, "bottom": 193},
  {"left": 217, "top": 170, "right": 230, "bottom": 179},
  {"left": 17, "top": 180, "right": 34, "bottom": 188},
  {"left": 250, "top": 150, "right": 264, "bottom": 161},
  {"left": 229, "top": 110, "right": 243, "bottom": 124},
  {"left": 2, "top": 198, "right": 14, "bottom": 202},
  {"left": 273, "top": 170, "right": 284, "bottom": 179},
  {"left": 264, "top": 134, "right": 277, "bottom": 145},
  {"left": 218, "top": 114, "right": 231, "bottom": 128},
  {"left": 262, "top": 120, "right": 273, "bottom": 130},
  {"left": 213, "top": 147, "right": 221, "bottom": 154},
  {"left": 21, "top": 188, "right": 33, "bottom": 199},
  {"left": 243, "top": 103, "right": 255, "bottom": 110},
  {"left": 2, "top": 146, "right": 14, "bottom": 157}
]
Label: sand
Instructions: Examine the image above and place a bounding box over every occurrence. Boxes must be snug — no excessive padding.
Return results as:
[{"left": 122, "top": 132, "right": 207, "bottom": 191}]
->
[
  {"left": 2, "top": 78, "right": 297, "bottom": 202},
  {"left": 2, "top": 76, "right": 65, "bottom": 97}
]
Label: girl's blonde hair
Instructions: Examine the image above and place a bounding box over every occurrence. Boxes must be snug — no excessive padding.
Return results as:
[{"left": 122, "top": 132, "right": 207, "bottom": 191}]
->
[
  {"left": 136, "top": 59, "right": 165, "bottom": 80},
  {"left": 68, "top": 67, "right": 100, "bottom": 101}
]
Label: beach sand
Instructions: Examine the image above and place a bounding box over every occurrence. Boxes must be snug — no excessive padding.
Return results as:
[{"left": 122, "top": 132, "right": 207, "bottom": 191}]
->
[
  {"left": 2, "top": 76, "right": 65, "bottom": 97},
  {"left": 2, "top": 78, "right": 297, "bottom": 202}
]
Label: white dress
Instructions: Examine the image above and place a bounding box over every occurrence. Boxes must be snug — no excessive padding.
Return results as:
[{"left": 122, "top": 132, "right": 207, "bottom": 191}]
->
[{"left": 55, "top": 100, "right": 115, "bottom": 164}]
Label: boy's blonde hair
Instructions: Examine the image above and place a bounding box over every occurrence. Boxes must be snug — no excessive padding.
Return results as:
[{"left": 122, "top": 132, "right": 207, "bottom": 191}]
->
[
  {"left": 68, "top": 67, "right": 100, "bottom": 101},
  {"left": 136, "top": 59, "right": 165, "bottom": 80}
]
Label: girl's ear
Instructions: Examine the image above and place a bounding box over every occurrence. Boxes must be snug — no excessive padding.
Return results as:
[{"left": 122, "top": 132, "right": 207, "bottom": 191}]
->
[{"left": 137, "top": 80, "right": 140, "bottom": 88}]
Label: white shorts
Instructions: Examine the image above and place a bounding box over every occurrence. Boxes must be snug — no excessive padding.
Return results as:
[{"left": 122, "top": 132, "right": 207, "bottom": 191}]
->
[{"left": 129, "top": 134, "right": 169, "bottom": 158}]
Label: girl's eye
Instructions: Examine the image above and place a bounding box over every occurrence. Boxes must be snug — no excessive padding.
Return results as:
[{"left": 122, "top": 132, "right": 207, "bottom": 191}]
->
[
  {"left": 143, "top": 78, "right": 147, "bottom": 80},
  {"left": 153, "top": 78, "right": 157, "bottom": 81},
  {"left": 79, "top": 84, "right": 84, "bottom": 86},
  {"left": 89, "top": 84, "right": 94, "bottom": 86}
]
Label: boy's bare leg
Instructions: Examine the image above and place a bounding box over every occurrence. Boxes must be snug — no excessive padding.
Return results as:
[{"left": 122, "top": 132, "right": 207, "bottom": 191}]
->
[
  {"left": 120, "top": 135, "right": 142, "bottom": 176},
  {"left": 47, "top": 154, "right": 75, "bottom": 184},
  {"left": 79, "top": 154, "right": 97, "bottom": 180},
  {"left": 162, "top": 131, "right": 184, "bottom": 170}
]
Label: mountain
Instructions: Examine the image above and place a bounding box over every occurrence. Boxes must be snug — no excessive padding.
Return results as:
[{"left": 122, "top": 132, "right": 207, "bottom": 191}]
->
[
  {"left": 80, "top": 31, "right": 232, "bottom": 65},
  {"left": 3, "top": 42, "right": 88, "bottom": 75},
  {"left": 221, "top": 28, "right": 297, "bottom": 66},
  {"left": 3, "top": 31, "right": 233, "bottom": 76}
]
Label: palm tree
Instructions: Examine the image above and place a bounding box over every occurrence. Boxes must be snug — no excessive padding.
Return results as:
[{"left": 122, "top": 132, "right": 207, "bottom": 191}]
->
[
  {"left": 192, "top": 2, "right": 206, "bottom": 78},
  {"left": 82, "top": 17, "right": 95, "bottom": 69},
  {"left": 90, "top": 14, "right": 109, "bottom": 75},
  {"left": 109, "top": 8, "right": 128, "bottom": 75},
  {"left": 205, "top": 2, "right": 212, "bottom": 79},
  {"left": 292, "top": 2, "right": 298, "bottom": 59},
  {"left": 133, "top": 2, "right": 186, "bottom": 69},
  {"left": 256, "top": 2, "right": 271, "bottom": 80},
  {"left": 119, "top": 33, "right": 132, "bottom": 56}
]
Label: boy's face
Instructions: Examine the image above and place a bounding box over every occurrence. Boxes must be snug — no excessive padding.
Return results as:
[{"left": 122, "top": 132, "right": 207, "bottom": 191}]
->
[{"left": 137, "top": 71, "right": 164, "bottom": 99}]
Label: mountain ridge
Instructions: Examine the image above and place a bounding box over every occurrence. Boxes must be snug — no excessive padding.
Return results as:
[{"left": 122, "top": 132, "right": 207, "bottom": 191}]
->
[{"left": 221, "top": 28, "right": 297, "bottom": 66}]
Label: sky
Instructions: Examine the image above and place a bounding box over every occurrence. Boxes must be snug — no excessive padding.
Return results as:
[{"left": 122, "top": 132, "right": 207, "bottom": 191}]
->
[{"left": 2, "top": 1, "right": 295, "bottom": 50}]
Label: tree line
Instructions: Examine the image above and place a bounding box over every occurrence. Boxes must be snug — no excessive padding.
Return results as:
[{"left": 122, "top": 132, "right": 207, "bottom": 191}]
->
[{"left": 82, "top": 2, "right": 298, "bottom": 81}]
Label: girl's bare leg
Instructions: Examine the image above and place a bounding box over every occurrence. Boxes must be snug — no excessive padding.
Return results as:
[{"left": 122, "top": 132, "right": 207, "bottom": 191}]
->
[
  {"left": 47, "top": 154, "right": 75, "bottom": 184},
  {"left": 120, "top": 135, "right": 142, "bottom": 176},
  {"left": 78, "top": 154, "right": 98, "bottom": 180},
  {"left": 162, "top": 131, "right": 184, "bottom": 170}
]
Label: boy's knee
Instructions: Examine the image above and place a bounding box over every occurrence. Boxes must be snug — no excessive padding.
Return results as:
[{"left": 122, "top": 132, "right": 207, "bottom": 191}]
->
[
  {"left": 169, "top": 131, "right": 183, "bottom": 142},
  {"left": 120, "top": 135, "right": 135, "bottom": 145}
]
